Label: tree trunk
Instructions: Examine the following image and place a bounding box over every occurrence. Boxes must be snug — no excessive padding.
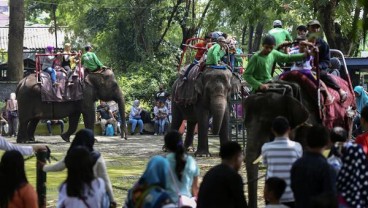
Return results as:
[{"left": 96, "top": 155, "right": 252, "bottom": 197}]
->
[
  {"left": 318, "top": 0, "right": 337, "bottom": 49},
  {"left": 248, "top": 25, "right": 254, "bottom": 53},
  {"left": 241, "top": 25, "right": 247, "bottom": 47},
  {"left": 252, "top": 22, "right": 264, "bottom": 52},
  {"left": 8, "top": 0, "right": 25, "bottom": 81}
]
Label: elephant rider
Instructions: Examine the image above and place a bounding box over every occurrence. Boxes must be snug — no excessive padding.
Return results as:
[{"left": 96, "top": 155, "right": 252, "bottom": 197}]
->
[
  {"left": 42, "top": 46, "right": 59, "bottom": 86},
  {"left": 307, "top": 20, "right": 347, "bottom": 103},
  {"left": 244, "top": 35, "right": 309, "bottom": 96},
  {"left": 81, "top": 45, "right": 106, "bottom": 73},
  {"left": 62, "top": 43, "right": 77, "bottom": 86},
  {"left": 183, "top": 34, "right": 212, "bottom": 81},
  {"left": 205, "top": 36, "right": 229, "bottom": 70},
  {"left": 268, "top": 20, "right": 293, "bottom": 47}
]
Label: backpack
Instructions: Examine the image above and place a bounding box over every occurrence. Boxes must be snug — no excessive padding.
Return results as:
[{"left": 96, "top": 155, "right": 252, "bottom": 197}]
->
[
  {"left": 105, "top": 124, "right": 114, "bottom": 136},
  {"left": 124, "top": 183, "right": 173, "bottom": 208}
]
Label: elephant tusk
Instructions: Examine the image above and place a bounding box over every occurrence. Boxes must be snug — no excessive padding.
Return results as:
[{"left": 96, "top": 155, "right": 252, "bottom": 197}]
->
[{"left": 252, "top": 155, "right": 263, "bottom": 164}]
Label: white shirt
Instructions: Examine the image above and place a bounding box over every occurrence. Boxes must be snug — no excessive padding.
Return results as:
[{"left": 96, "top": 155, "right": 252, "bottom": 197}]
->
[
  {"left": 57, "top": 178, "right": 106, "bottom": 208},
  {"left": 0, "top": 136, "right": 33, "bottom": 155},
  {"left": 289, "top": 48, "right": 312, "bottom": 71}
]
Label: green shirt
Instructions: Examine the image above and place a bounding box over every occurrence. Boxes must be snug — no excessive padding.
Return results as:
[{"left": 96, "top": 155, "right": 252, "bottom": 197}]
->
[
  {"left": 81, "top": 52, "right": 103, "bottom": 71},
  {"left": 268, "top": 28, "right": 292, "bottom": 46},
  {"left": 244, "top": 50, "right": 304, "bottom": 90},
  {"left": 206, "top": 44, "right": 226, "bottom": 65}
]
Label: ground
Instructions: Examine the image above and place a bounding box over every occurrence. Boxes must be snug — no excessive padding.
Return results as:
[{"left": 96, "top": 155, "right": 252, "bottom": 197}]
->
[{"left": 0, "top": 134, "right": 266, "bottom": 207}]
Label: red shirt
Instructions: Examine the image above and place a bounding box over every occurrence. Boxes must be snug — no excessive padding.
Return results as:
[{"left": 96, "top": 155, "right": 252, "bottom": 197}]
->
[
  {"left": 194, "top": 42, "right": 208, "bottom": 60},
  {"left": 356, "top": 132, "right": 368, "bottom": 157}
]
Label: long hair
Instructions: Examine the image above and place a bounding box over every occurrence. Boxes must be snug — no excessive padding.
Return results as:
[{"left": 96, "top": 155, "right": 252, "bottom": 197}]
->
[
  {"left": 164, "top": 130, "right": 186, "bottom": 181},
  {"left": 68, "top": 129, "right": 95, "bottom": 153},
  {"left": 63, "top": 146, "right": 95, "bottom": 199},
  {"left": 0, "top": 150, "right": 28, "bottom": 208}
]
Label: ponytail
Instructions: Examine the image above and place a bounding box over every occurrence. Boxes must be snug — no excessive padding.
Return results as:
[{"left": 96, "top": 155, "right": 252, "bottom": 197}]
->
[{"left": 164, "top": 131, "right": 187, "bottom": 181}]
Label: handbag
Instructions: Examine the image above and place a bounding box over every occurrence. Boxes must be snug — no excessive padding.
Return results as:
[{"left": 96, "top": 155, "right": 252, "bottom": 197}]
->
[{"left": 168, "top": 165, "right": 197, "bottom": 208}]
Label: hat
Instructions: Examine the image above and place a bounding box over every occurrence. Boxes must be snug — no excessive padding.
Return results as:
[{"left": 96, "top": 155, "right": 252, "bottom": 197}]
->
[
  {"left": 46, "top": 45, "right": 54, "bottom": 52},
  {"left": 84, "top": 45, "right": 92, "bottom": 51},
  {"left": 217, "top": 36, "right": 228, "bottom": 43},
  {"left": 273, "top": 20, "right": 282, "bottom": 27},
  {"left": 307, "top": 20, "right": 321, "bottom": 27},
  {"left": 296, "top": 25, "right": 307, "bottom": 31}
]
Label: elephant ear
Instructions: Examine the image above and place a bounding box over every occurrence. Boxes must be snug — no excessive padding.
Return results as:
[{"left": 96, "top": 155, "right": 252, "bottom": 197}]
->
[
  {"left": 195, "top": 73, "right": 204, "bottom": 95},
  {"left": 284, "top": 96, "right": 309, "bottom": 129}
]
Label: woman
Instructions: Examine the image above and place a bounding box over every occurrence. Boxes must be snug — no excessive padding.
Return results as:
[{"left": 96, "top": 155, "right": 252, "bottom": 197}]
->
[
  {"left": 42, "top": 46, "right": 58, "bottom": 86},
  {"left": 0, "top": 150, "right": 38, "bottom": 208},
  {"left": 154, "top": 101, "right": 169, "bottom": 135},
  {"left": 353, "top": 86, "right": 368, "bottom": 135},
  {"left": 6, "top": 93, "right": 18, "bottom": 137},
  {"left": 165, "top": 130, "right": 199, "bottom": 205},
  {"left": 43, "top": 129, "right": 115, "bottom": 206},
  {"left": 62, "top": 43, "right": 76, "bottom": 85},
  {"left": 57, "top": 147, "right": 108, "bottom": 208},
  {"left": 129, "top": 100, "right": 143, "bottom": 135},
  {"left": 125, "top": 156, "right": 174, "bottom": 208}
]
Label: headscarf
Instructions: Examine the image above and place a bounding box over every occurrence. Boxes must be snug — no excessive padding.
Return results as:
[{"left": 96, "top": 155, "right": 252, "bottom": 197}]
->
[
  {"left": 354, "top": 86, "right": 368, "bottom": 113},
  {"left": 336, "top": 143, "right": 368, "bottom": 207},
  {"left": 139, "top": 156, "right": 169, "bottom": 188},
  {"left": 69, "top": 129, "right": 95, "bottom": 152},
  {"left": 133, "top": 100, "right": 140, "bottom": 108}
]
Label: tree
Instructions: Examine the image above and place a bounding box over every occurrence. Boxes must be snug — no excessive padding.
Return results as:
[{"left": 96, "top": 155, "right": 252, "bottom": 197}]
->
[{"left": 7, "top": 0, "right": 25, "bottom": 81}]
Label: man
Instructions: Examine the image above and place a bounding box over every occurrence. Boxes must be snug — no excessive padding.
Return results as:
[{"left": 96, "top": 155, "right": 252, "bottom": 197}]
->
[
  {"left": 97, "top": 101, "right": 117, "bottom": 136},
  {"left": 307, "top": 20, "right": 347, "bottom": 102},
  {"left": 81, "top": 45, "right": 105, "bottom": 72},
  {"left": 156, "top": 84, "right": 169, "bottom": 102},
  {"left": 46, "top": 120, "right": 64, "bottom": 136},
  {"left": 268, "top": 20, "right": 293, "bottom": 47},
  {"left": 296, "top": 25, "right": 307, "bottom": 37},
  {"left": 205, "top": 36, "right": 228, "bottom": 69},
  {"left": 244, "top": 35, "right": 308, "bottom": 91},
  {"left": 355, "top": 105, "right": 368, "bottom": 157},
  {"left": 262, "top": 117, "right": 302, "bottom": 207},
  {"left": 291, "top": 125, "right": 337, "bottom": 208},
  {"left": 197, "top": 141, "right": 248, "bottom": 208}
]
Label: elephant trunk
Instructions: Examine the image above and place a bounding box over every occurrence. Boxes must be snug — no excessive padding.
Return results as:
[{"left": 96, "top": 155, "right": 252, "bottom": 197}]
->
[
  {"left": 115, "top": 93, "right": 128, "bottom": 139},
  {"left": 211, "top": 96, "right": 227, "bottom": 135}
]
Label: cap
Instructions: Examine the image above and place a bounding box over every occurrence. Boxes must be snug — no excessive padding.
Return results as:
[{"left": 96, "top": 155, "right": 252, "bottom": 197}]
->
[
  {"left": 273, "top": 20, "right": 282, "bottom": 27},
  {"left": 296, "top": 25, "right": 307, "bottom": 31},
  {"left": 84, "top": 45, "right": 92, "bottom": 51},
  {"left": 307, "top": 20, "right": 321, "bottom": 27},
  {"left": 217, "top": 36, "right": 228, "bottom": 43},
  {"left": 46, "top": 45, "right": 54, "bottom": 52}
]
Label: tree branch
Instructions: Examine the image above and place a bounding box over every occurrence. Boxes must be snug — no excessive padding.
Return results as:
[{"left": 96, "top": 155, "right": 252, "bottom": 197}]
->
[{"left": 196, "top": 0, "right": 212, "bottom": 29}]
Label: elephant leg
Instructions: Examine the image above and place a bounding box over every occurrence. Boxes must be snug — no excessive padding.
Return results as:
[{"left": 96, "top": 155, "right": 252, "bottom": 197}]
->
[
  {"left": 27, "top": 119, "right": 40, "bottom": 142},
  {"left": 245, "top": 133, "right": 264, "bottom": 208},
  {"left": 170, "top": 104, "right": 183, "bottom": 132},
  {"left": 219, "top": 105, "right": 230, "bottom": 145},
  {"left": 184, "top": 120, "right": 196, "bottom": 149},
  {"left": 17, "top": 118, "right": 30, "bottom": 143},
  {"left": 195, "top": 107, "right": 210, "bottom": 157},
  {"left": 61, "top": 114, "right": 80, "bottom": 142}
]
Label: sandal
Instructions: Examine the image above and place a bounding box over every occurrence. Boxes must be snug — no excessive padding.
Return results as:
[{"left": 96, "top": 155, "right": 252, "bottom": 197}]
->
[{"left": 340, "top": 91, "right": 348, "bottom": 103}]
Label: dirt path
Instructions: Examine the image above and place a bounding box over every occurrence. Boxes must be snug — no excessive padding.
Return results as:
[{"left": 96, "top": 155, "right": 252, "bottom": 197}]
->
[{"left": 2, "top": 134, "right": 265, "bottom": 207}]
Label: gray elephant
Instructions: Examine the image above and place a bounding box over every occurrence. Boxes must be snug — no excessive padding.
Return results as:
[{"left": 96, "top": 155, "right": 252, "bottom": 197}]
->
[
  {"left": 243, "top": 92, "right": 310, "bottom": 208},
  {"left": 171, "top": 69, "right": 242, "bottom": 155},
  {"left": 16, "top": 69, "right": 128, "bottom": 143}
]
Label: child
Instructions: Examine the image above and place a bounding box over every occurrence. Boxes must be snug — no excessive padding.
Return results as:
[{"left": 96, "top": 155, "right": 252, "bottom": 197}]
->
[
  {"left": 154, "top": 101, "right": 168, "bottom": 135},
  {"left": 261, "top": 116, "right": 302, "bottom": 207},
  {"left": 264, "top": 177, "right": 289, "bottom": 208}
]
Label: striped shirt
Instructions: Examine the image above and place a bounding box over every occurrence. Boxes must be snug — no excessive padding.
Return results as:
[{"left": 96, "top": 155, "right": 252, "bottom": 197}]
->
[{"left": 262, "top": 137, "right": 303, "bottom": 203}]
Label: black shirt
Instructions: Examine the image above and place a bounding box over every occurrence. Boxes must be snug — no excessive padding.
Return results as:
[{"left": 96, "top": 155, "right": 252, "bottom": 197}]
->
[
  {"left": 291, "top": 152, "right": 337, "bottom": 208},
  {"left": 316, "top": 38, "right": 330, "bottom": 70},
  {"left": 197, "top": 164, "right": 248, "bottom": 208},
  {"left": 97, "top": 105, "right": 112, "bottom": 120}
]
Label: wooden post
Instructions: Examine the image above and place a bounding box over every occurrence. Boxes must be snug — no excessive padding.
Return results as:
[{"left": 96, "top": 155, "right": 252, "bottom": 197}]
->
[{"left": 36, "top": 150, "right": 47, "bottom": 208}]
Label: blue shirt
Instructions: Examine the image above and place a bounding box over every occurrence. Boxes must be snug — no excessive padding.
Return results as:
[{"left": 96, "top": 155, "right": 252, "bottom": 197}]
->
[{"left": 166, "top": 153, "right": 199, "bottom": 202}]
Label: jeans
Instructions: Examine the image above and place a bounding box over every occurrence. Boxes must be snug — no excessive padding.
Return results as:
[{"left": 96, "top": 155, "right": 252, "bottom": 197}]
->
[
  {"left": 8, "top": 113, "right": 18, "bottom": 136},
  {"left": 129, "top": 118, "right": 143, "bottom": 133},
  {"left": 44, "top": 67, "right": 57, "bottom": 84},
  {"left": 155, "top": 118, "right": 168, "bottom": 134},
  {"left": 46, "top": 120, "right": 64, "bottom": 134}
]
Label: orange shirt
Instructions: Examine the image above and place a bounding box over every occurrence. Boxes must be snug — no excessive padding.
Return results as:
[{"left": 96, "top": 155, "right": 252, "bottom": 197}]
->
[
  {"left": 356, "top": 132, "right": 368, "bottom": 158},
  {"left": 8, "top": 183, "right": 38, "bottom": 208}
]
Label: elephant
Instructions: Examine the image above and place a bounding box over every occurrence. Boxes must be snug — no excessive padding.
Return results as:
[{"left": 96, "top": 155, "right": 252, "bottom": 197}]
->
[
  {"left": 16, "top": 69, "right": 128, "bottom": 143},
  {"left": 171, "top": 68, "right": 243, "bottom": 156},
  {"left": 243, "top": 76, "right": 355, "bottom": 207}
]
